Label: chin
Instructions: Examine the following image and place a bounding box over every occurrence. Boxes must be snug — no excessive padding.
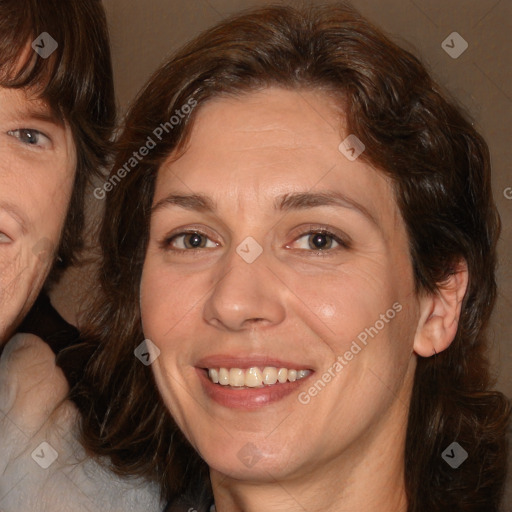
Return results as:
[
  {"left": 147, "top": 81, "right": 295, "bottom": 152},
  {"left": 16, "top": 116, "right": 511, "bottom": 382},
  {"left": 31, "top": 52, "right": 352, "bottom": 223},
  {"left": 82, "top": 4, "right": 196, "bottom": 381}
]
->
[{"left": 201, "top": 437, "right": 303, "bottom": 481}]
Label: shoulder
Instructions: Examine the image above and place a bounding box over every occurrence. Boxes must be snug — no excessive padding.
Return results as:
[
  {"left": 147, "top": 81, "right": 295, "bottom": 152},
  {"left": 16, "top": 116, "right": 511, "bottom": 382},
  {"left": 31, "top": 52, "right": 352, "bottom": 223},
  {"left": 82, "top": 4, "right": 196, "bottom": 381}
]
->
[
  {"left": 0, "top": 332, "right": 69, "bottom": 433},
  {"left": 0, "top": 332, "right": 74, "bottom": 479},
  {"left": 0, "top": 333, "right": 165, "bottom": 511}
]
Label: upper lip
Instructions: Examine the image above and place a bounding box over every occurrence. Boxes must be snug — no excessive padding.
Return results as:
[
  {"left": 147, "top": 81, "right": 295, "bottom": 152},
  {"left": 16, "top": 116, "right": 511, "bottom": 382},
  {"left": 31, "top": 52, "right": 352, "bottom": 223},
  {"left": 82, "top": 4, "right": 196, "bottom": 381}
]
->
[{"left": 196, "top": 354, "right": 314, "bottom": 371}]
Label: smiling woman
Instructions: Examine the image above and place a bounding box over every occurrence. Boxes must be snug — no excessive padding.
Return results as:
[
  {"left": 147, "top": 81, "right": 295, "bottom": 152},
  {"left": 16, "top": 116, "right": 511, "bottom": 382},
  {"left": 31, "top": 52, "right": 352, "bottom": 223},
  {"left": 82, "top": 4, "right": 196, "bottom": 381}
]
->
[{"left": 69, "top": 3, "right": 510, "bottom": 512}]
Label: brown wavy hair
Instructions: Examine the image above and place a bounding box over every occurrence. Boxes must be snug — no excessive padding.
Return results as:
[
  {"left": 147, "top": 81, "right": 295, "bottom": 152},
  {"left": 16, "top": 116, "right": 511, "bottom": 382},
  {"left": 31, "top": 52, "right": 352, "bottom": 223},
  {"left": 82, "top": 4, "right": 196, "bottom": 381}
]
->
[
  {"left": 0, "top": 0, "right": 116, "bottom": 283},
  {"left": 67, "top": 3, "right": 510, "bottom": 510}
]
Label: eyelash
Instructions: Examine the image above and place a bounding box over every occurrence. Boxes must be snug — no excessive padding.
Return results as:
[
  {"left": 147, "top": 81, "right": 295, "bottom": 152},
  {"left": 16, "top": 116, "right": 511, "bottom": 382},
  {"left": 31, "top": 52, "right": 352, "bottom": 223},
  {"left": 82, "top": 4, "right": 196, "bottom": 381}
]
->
[
  {"left": 7, "top": 128, "right": 51, "bottom": 148},
  {"left": 160, "top": 227, "right": 350, "bottom": 256}
]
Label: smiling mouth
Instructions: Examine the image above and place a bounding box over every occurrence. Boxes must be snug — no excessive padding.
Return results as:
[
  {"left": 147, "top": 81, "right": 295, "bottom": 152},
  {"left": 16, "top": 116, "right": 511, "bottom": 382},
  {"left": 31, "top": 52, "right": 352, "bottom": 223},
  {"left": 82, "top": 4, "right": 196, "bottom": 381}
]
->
[{"left": 206, "top": 366, "right": 312, "bottom": 388}]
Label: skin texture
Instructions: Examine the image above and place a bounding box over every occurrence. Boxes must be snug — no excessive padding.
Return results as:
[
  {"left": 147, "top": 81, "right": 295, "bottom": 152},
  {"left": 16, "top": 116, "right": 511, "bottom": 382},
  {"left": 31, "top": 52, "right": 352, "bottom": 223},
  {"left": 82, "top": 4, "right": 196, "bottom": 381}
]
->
[
  {"left": 140, "top": 88, "right": 468, "bottom": 512},
  {"left": 0, "top": 87, "right": 76, "bottom": 343}
]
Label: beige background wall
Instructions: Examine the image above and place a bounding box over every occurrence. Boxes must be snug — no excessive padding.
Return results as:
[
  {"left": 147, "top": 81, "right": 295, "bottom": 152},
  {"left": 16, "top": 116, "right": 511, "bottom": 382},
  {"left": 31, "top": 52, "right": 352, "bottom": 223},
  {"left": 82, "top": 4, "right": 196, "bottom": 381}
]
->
[{"left": 99, "top": 0, "right": 511, "bottom": 395}]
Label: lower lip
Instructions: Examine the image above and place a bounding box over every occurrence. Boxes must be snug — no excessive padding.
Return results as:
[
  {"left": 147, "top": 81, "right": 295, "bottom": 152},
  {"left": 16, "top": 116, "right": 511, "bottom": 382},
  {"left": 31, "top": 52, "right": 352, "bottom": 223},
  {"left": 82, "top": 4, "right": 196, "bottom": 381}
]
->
[{"left": 197, "top": 368, "right": 312, "bottom": 409}]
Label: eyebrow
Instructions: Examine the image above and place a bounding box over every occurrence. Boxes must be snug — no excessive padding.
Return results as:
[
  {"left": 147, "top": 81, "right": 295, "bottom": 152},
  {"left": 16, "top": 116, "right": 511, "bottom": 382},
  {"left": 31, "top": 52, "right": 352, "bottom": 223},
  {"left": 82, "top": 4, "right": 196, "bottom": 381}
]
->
[
  {"left": 152, "top": 191, "right": 378, "bottom": 226},
  {"left": 277, "top": 191, "right": 378, "bottom": 225},
  {"left": 12, "top": 104, "right": 63, "bottom": 126}
]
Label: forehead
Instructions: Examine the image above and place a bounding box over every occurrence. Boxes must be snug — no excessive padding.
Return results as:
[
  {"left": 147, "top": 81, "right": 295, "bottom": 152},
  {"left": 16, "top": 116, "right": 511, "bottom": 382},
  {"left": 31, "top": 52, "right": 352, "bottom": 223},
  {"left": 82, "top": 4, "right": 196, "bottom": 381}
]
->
[
  {"left": 0, "top": 86, "right": 63, "bottom": 125},
  {"left": 186, "top": 88, "right": 345, "bottom": 157},
  {"left": 155, "top": 88, "right": 400, "bottom": 229}
]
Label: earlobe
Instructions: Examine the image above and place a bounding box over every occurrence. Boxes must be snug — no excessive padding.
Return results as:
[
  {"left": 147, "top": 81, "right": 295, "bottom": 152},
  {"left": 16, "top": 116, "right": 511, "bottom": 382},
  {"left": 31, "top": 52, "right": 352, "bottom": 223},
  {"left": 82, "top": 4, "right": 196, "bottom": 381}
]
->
[{"left": 413, "top": 261, "right": 469, "bottom": 357}]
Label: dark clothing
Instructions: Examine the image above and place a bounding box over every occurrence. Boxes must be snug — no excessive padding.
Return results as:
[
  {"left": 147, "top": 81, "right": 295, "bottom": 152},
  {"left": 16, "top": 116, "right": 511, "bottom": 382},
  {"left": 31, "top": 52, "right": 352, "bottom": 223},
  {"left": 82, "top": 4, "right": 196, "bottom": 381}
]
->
[
  {"left": 163, "top": 474, "right": 214, "bottom": 512},
  {"left": 18, "top": 293, "right": 80, "bottom": 354},
  {"left": 18, "top": 292, "right": 82, "bottom": 385},
  {"left": 164, "top": 498, "right": 213, "bottom": 512}
]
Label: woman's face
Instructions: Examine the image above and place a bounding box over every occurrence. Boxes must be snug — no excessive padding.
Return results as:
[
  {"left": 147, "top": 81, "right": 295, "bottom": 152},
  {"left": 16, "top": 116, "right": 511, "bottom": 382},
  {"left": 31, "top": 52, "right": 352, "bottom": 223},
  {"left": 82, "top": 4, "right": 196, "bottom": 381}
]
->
[
  {"left": 141, "top": 87, "right": 421, "bottom": 482},
  {"left": 0, "top": 87, "right": 76, "bottom": 342}
]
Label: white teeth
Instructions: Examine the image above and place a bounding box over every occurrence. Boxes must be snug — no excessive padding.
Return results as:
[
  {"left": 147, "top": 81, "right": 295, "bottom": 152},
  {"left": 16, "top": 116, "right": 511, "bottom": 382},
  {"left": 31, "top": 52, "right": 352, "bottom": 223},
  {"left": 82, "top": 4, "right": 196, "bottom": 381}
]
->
[
  {"left": 263, "top": 367, "right": 278, "bottom": 385},
  {"left": 229, "top": 368, "right": 245, "bottom": 387},
  {"left": 207, "top": 366, "right": 311, "bottom": 387},
  {"left": 218, "top": 368, "right": 230, "bottom": 386},
  {"left": 277, "top": 368, "right": 288, "bottom": 383},
  {"left": 245, "top": 367, "right": 264, "bottom": 388},
  {"left": 208, "top": 368, "right": 219, "bottom": 384}
]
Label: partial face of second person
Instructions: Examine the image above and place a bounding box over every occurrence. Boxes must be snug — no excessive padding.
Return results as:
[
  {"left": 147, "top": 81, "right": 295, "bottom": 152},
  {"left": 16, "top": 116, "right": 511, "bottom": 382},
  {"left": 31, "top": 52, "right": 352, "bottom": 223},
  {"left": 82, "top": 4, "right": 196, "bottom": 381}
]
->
[
  {"left": 141, "top": 88, "right": 423, "bottom": 484},
  {"left": 0, "top": 85, "right": 76, "bottom": 342}
]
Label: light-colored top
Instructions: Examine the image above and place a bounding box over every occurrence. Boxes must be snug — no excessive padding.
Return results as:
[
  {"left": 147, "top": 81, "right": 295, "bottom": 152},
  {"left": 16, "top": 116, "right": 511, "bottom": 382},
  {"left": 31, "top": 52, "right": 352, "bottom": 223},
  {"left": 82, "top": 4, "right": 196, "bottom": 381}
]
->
[{"left": 0, "top": 333, "right": 165, "bottom": 512}]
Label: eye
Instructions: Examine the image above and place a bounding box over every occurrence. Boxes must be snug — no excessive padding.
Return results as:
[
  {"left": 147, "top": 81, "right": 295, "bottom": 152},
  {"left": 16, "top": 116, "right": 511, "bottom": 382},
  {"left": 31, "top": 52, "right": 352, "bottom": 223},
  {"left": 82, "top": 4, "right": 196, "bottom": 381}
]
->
[
  {"left": 163, "top": 231, "right": 218, "bottom": 251},
  {"left": 7, "top": 129, "right": 51, "bottom": 148},
  {"left": 288, "top": 228, "right": 349, "bottom": 253},
  {"left": 0, "top": 232, "right": 12, "bottom": 244}
]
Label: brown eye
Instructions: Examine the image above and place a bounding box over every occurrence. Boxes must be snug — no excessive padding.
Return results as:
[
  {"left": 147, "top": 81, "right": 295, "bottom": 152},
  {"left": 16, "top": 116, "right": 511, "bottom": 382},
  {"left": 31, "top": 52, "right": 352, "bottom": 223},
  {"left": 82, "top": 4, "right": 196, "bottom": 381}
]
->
[
  {"left": 308, "top": 232, "right": 334, "bottom": 250},
  {"left": 183, "top": 233, "right": 207, "bottom": 248},
  {"left": 165, "top": 231, "right": 218, "bottom": 251},
  {"left": 290, "top": 229, "right": 348, "bottom": 252}
]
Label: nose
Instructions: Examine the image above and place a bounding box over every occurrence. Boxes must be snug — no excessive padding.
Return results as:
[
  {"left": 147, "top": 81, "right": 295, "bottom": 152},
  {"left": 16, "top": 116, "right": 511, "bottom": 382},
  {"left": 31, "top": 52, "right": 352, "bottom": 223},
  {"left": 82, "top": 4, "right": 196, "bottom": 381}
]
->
[{"left": 202, "top": 249, "right": 286, "bottom": 332}]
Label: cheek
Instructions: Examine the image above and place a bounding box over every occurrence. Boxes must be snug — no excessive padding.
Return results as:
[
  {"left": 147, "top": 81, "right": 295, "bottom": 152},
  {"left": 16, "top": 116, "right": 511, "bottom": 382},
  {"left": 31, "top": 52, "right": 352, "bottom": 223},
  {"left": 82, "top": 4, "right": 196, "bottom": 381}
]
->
[
  {"left": 139, "top": 259, "right": 190, "bottom": 344},
  {"left": 288, "top": 254, "right": 416, "bottom": 384},
  {"left": 13, "top": 158, "right": 76, "bottom": 248},
  {"left": 35, "top": 169, "right": 74, "bottom": 235},
  {"left": 0, "top": 242, "right": 53, "bottom": 341},
  {"left": 289, "top": 255, "right": 398, "bottom": 341}
]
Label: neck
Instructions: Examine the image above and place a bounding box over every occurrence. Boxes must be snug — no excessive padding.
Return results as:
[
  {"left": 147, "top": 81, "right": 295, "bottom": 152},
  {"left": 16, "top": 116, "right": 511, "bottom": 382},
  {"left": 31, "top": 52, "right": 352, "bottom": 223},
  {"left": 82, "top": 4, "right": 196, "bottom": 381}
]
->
[
  {"left": 212, "top": 468, "right": 407, "bottom": 512},
  {"left": 210, "top": 390, "right": 411, "bottom": 512}
]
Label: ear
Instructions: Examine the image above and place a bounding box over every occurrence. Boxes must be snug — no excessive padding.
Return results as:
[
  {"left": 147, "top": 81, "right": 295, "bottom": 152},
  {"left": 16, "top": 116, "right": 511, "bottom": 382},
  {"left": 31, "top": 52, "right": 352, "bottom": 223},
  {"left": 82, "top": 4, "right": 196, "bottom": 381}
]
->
[{"left": 413, "top": 260, "right": 469, "bottom": 357}]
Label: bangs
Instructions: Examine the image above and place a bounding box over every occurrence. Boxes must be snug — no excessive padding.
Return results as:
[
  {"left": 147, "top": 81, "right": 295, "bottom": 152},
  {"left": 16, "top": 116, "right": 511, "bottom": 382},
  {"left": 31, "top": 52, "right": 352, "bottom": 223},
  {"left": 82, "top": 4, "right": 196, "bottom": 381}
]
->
[
  {"left": 0, "top": 38, "right": 65, "bottom": 124},
  {"left": 0, "top": 3, "right": 57, "bottom": 102},
  {"left": 0, "top": 0, "right": 115, "bottom": 129}
]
